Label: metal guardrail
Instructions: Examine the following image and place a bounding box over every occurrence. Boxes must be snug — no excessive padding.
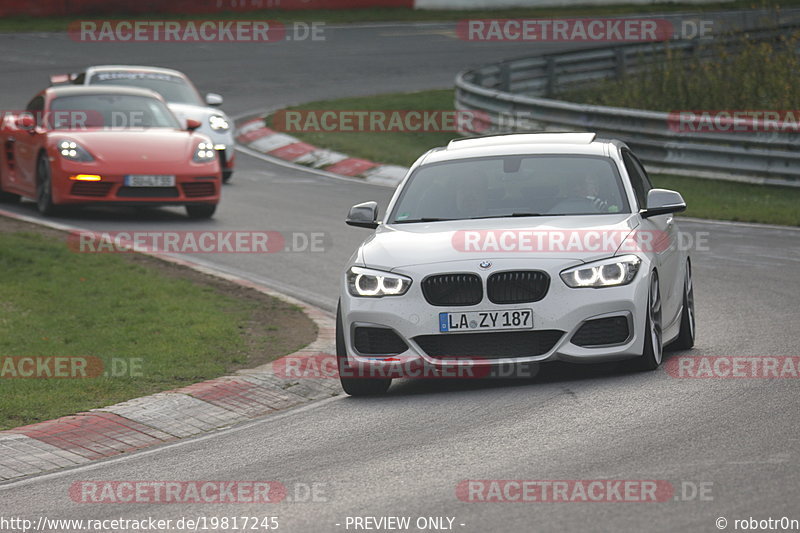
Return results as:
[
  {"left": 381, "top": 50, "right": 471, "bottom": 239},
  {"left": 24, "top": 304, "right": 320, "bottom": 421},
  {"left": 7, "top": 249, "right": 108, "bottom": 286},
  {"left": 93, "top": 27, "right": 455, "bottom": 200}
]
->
[{"left": 455, "top": 20, "right": 800, "bottom": 186}]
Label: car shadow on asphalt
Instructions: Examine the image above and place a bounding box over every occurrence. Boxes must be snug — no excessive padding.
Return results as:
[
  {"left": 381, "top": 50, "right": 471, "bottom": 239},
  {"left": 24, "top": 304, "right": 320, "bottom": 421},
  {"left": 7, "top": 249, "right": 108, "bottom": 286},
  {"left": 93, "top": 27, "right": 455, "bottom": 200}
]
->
[{"left": 365, "top": 348, "right": 687, "bottom": 399}]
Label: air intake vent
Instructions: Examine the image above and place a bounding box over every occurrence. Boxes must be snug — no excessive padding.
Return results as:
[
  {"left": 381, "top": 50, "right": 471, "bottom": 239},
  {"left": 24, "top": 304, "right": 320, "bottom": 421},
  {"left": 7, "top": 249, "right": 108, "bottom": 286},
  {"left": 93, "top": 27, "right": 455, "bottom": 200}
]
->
[{"left": 414, "top": 330, "right": 564, "bottom": 359}]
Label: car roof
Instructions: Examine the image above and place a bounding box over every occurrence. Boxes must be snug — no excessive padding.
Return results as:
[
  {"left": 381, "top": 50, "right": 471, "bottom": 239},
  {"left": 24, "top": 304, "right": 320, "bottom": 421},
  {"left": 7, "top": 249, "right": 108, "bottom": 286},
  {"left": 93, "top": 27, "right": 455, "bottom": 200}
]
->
[
  {"left": 420, "top": 132, "right": 614, "bottom": 165},
  {"left": 87, "top": 65, "right": 187, "bottom": 78},
  {"left": 45, "top": 85, "right": 163, "bottom": 99}
]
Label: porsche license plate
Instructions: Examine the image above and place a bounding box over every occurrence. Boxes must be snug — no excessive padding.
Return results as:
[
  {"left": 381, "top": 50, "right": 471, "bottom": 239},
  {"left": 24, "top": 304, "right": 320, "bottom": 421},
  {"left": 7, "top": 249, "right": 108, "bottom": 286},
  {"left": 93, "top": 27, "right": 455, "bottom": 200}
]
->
[{"left": 124, "top": 174, "right": 176, "bottom": 187}]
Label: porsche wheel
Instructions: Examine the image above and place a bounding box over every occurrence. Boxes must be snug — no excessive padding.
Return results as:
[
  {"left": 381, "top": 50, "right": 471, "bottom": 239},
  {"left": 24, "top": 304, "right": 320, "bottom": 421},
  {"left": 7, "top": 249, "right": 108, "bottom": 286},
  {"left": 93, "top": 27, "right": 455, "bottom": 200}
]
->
[{"left": 36, "top": 153, "right": 59, "bottom": 216}]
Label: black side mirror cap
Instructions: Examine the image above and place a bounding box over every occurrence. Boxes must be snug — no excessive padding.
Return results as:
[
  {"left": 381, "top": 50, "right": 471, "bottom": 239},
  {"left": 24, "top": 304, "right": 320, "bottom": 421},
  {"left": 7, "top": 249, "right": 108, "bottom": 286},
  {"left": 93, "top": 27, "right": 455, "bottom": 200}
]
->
[
  {"left": 641, "top": 189, "right": 687, "bottom": 218},
  {"left": 346, "top": 201, "right": 380, "bottom": 229}
]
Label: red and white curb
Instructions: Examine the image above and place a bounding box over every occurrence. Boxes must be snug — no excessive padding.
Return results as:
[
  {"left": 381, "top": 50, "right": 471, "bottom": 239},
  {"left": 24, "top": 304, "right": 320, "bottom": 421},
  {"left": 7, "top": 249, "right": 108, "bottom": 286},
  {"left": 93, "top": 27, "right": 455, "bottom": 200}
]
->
[
  {"left": 236, "top": 115, "right": 409, "bottom": 187},
  {"left": 0, "top": 208, "right": 338, "bottom": 483}
]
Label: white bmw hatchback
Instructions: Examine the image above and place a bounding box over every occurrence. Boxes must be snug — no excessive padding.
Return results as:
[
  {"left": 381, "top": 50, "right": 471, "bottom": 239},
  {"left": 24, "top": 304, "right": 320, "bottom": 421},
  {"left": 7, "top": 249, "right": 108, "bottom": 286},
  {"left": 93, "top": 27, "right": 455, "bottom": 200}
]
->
[{"left": 338, "top": 133, "right": 695, "bottom": 396}]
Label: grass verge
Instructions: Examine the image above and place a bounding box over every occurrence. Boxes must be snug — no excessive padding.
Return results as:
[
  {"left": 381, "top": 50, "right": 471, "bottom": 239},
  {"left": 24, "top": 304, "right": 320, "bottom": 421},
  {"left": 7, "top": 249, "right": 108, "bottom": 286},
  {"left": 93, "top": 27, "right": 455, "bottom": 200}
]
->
[
  {"left": 0, "top": 218, "right": 316, "bottom": 430},
  {"left": 265, "top": 89, "right": 800, "bottom": 226},
  {"left": 1, "top": 1, "right": 795, "bottom": 33}
]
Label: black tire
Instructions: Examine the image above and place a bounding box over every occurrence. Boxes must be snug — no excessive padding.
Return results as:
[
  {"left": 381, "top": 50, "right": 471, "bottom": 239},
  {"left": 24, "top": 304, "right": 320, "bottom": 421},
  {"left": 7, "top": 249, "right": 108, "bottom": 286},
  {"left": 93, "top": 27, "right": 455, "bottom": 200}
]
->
[
  {"left": 336, "top": 303, "right": 391, "bottom": 396},
  {"left": 185, "top": 204, "right": 216, "bottom": 219},
  {"left": 672, "top": 261, "right": 696, "bottom": 350},
  {"left": 632, "top": 272, "right": 663, "bottom": 371},
  {"left": 36, "top": 153, "right": 59, "bottom": 216}
]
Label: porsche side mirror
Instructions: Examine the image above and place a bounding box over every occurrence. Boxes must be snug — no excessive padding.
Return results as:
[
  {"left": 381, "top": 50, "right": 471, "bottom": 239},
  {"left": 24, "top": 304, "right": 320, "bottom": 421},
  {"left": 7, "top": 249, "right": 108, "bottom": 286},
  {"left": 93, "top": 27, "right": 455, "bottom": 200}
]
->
[{"left": 205, "top": 93, "right": 223, "bottom": 106}]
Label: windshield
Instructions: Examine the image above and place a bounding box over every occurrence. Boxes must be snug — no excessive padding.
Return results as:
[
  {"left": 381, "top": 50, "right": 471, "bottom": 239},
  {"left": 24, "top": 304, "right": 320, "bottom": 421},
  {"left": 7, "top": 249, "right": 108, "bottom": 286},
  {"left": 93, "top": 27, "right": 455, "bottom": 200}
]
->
[
  {"left": 88, "top": 71, "right": 202, "bottom": 105},
  {"left": 388, "top": 155, "right": 630, "bottom": 223},
  {"left": 50, "top": 94, "right": 181, "bottom": 129}
]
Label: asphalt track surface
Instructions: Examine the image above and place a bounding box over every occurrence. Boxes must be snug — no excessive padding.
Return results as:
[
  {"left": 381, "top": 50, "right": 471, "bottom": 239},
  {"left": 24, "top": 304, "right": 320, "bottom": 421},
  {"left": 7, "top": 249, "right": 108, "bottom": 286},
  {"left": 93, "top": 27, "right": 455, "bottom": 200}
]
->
[{"left": 1, "top": 20, "right": 800, "bottom": 533}]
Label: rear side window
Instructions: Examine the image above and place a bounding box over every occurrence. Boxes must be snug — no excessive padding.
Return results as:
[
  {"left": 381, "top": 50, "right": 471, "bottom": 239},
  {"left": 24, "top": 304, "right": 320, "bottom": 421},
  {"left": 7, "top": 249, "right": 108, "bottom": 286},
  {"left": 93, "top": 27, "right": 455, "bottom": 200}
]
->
[
  {"left": 25, "top": 95, "right": 44, "bottom": 126},
  {"left": 25, "top": 96, "right": 44, "bottom": 113},
  {"left": 621, "top": 150, "right": 652, "bottom": 210}
]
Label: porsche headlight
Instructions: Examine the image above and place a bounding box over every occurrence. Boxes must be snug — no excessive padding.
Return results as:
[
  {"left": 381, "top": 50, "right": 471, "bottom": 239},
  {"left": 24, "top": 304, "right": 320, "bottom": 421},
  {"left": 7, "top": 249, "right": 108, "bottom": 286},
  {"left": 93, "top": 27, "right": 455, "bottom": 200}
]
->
[
  {"left": 347, "top": 266, "right": 412, "bottom": 297},
  {"left": 560, "top": 255, "right": 641, "bottom": 288},
  {"left": 194, "top": 142, "right": 216, "bottom": 162},
  {"left": 57, "top": 140, "right": 94, "bottom": 162},
  {"left": 209, "top": 115, "right": 229, "bottom": 131}
]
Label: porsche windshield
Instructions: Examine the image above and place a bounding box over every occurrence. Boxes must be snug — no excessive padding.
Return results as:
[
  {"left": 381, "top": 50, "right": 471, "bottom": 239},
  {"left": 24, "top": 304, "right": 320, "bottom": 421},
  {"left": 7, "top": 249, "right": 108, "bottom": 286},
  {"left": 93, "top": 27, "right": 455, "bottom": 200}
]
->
[
  {"left": 88, "top": 72, "right": 202, "bottom": 105},
  {"left": 50, "top": 94, "right": 181, "bottom": 129},
  {"left": 389, "top": 155, "right": 630, "bottom": 223}
]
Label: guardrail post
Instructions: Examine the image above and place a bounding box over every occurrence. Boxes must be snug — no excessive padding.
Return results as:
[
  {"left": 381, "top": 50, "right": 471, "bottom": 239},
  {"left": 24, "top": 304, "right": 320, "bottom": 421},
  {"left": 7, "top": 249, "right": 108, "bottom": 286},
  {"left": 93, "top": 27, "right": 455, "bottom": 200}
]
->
[
  {"left": 545, "top": 57, "right": 555, "bottom": 97},
  {"left": 500, "top": 62, "right": 511, "bottom": 91},
  {"left": 614, "top": 48, "right": 627, "bottom": 79}
]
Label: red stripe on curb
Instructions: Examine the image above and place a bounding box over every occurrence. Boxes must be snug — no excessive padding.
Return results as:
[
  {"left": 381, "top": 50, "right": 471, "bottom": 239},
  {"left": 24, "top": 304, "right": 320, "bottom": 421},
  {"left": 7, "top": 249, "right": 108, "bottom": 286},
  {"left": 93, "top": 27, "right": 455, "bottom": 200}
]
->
[
  {"left": 9, "top": 412, "right": 173, "bottom": 460},
  {"left": 325, "top": 158, "right": 378, "bottom": 176},
  {"left": 269, "top": 142, "right": 316, "bottom": 161},
  {"left": 179, "top": 378, "right": 300, "bottom": 417}
]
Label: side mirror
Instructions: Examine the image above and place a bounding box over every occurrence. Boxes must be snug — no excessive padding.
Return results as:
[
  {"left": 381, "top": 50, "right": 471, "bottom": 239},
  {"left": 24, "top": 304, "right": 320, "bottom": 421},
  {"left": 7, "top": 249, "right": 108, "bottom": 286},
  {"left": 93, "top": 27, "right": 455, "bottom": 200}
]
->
[
  {"left": 15, "top": 114, "right": 36, "bottom": 130},
  {"left": 346, "top": 201, "right": 379, "bottom": 229},
  {"left": 205, "top": 93, "right": 223, "bottom": 106},
  {"left": 641, "top": 189, "right": 686, "bottom": 218},
  {"left": 186, "top": 118, "right": 202, "bottom": 131}
]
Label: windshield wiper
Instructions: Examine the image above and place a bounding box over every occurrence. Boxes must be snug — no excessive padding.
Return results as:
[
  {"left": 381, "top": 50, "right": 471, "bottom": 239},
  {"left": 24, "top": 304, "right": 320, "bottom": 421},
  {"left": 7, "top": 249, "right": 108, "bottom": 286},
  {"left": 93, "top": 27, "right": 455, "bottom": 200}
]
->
[
  {"left": 467, "top": 212, "right": 545, "bottom": 220},
  {"left": 392, "top": 217, "right": 455, "bottom": 224}
]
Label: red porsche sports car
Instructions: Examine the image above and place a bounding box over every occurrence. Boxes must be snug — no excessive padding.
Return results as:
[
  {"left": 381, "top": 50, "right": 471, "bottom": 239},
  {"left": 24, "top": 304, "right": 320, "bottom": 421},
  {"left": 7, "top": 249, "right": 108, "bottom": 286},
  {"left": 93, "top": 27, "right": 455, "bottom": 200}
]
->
[{"left": 0, "top": 85, "right": 221, "bottom": 218}]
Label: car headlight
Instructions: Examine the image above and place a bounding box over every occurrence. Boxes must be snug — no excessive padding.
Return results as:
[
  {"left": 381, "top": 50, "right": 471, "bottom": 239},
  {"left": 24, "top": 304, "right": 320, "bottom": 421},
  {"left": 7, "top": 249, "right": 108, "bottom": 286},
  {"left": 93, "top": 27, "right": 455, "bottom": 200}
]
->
[
  {"left": 193, "top": 142, "right": 216, "bottom": 162},
  {"left": 209, "top": 115, "right": 229, "bottom": 131},
  {"left": 560, "top": 255, "right": 641, "bottom": 288},
  {"left": 57, "top": 140, "right": 94, "bottom": 162},
  {"left": 347, "top": 266, "right": 412, "bottom": 297}
]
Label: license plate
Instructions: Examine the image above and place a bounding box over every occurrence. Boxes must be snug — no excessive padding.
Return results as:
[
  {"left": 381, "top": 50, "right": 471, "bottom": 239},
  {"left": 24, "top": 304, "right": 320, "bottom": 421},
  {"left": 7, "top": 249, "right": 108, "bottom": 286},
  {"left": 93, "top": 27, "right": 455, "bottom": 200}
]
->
[
  {"left": 439, "top": 309, "right": 533, "bottom": 332},
  {"left": 124, "top": 174, "right": 175, "bottom": 187}
]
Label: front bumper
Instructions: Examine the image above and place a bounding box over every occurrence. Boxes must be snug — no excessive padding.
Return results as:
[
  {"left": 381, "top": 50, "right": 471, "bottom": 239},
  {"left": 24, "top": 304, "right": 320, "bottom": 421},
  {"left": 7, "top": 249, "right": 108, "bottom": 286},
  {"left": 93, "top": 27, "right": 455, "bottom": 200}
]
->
[
  {"left": 340, "top": 257, "right": 653, "bottom": 372},
  {"left": 50, "top": 159, "right": 221, "bottom": 206}
]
